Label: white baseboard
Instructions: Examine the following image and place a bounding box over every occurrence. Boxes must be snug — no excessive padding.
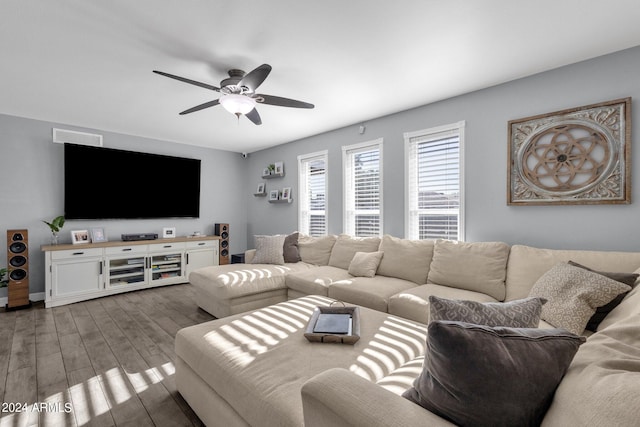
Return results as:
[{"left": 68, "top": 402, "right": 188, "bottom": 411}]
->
[{"left": 0, "top": 292, "right": 45, "bottom": 307}]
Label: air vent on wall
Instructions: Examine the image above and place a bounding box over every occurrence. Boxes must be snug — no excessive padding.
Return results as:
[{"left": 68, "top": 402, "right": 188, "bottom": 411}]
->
[{"left": 52, "top": 128, "right": 103, "bottom": 147}]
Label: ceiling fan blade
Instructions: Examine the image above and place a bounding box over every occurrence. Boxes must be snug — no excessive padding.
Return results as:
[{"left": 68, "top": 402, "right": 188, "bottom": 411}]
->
[
  {"left": 153, "top": 70, "right": 220, "bottom": 92},
  {"left": 245, "top": 108, "right": 262, "bottom": 125},
  {"left": 239, "top": 64, "right": 272, "bottom": 92},
  {"left": 257, "top": 94, "right": 314, "bottom": 109},
  {"left": 179, "top": 99, "right": 220, "bottom": 115}
]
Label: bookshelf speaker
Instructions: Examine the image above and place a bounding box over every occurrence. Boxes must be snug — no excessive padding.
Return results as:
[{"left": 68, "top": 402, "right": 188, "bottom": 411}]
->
[
  {"left": 6, "top": 229, "right": 31, "bottom": 309},
  {"left": 214, "top": 223, "right": 230, "bottom": 265}
]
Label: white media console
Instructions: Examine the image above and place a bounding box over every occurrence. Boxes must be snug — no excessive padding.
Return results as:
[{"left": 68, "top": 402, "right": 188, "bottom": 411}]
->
[{"left": 41, "top": 236, "right": 220, "bottom": 308}]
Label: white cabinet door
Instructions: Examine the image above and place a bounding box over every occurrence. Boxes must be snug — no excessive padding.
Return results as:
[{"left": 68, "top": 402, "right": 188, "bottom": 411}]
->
[
  {"left": 185, "top": 240, "right": 219, "bottom": 278},
  {"left": 50, "top": 249, "right": 104, "bottom": 306}
]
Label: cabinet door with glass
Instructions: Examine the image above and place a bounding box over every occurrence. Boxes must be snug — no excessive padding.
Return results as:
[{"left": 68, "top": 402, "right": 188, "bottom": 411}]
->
[
  {"left": 105, "top": 245, "right": 148, "bottom": 290},
  {"left": 149, "top": 242, "right": 187, "bottom": 285}
]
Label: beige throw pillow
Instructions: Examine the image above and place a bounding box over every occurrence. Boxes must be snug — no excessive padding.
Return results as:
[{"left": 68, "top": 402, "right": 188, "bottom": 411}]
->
[
  {"left": 529, "top": 262, "right": 631, "bottom": 335},
  {"left": 348, "top": 251, "right": 384, "bottom": 278},
  {"left": 250, "top": 235, "right": 286, "bottom": 265}
]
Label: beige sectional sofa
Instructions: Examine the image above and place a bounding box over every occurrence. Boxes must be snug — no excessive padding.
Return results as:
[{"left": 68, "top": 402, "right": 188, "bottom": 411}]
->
[{"left": 182, "top": 234, "right": 640, "bottom": 426}]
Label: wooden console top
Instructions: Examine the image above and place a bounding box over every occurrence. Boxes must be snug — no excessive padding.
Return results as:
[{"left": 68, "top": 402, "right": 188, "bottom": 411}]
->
[{"left": 41, "top": 235, "right": 221, "bottom": 251}]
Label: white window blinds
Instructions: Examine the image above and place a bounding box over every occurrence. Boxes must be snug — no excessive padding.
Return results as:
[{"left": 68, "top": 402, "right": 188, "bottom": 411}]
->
[
  {"left": 298, "top": 151, "right": 328, "bottom": 236},
  {"left": 343, "top": 139, "right": 383, "bottom": 237},
  {"left": 405, "top": 122, "right": 464, "bottom": 241}
]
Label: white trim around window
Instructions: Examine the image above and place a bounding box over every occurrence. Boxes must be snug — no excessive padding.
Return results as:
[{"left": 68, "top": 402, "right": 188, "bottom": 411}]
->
[
  {"left": 342, "top": 138, "right": 383, "bottom": 237},
  {"left": 298, "top": 150, "right": 328, "bottom": 236},
  {"left": 404, "top": 121, "right": 465, "bottom": 241}
]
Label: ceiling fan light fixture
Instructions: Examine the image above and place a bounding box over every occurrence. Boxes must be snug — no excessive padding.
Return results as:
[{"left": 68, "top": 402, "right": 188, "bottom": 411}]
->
[{"left": 219, "top": 94, "right": 256, "bottom": 115}]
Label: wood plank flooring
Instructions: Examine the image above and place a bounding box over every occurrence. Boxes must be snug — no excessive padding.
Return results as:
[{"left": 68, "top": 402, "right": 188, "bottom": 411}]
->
[{"left": 0, "top": 284, "right": 215, "bottom": 427}]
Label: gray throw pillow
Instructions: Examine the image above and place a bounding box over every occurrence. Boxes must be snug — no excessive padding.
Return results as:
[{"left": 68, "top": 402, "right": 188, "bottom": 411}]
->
[
  {"left": 283, "top": 232, "right": 301, "bottom": 263},
  {"left": 568, "top": 260, "right": 639, "bottom": 331},
  {"left": 429, "top": 295, "right": 547, "bottom": 328},
  {"left": 403, "top": 321, "right": 586, "bottom": 427}
]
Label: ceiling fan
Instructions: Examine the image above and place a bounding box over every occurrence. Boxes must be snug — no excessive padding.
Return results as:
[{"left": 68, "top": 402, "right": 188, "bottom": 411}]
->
[{"left": 153, "top": 64, "right": 314, "bottom": 125}]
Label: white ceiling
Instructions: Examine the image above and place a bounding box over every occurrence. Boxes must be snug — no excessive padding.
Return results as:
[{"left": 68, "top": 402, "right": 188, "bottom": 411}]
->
[{"left": 2, "top": 1, "right": 640, "bottom": 153}]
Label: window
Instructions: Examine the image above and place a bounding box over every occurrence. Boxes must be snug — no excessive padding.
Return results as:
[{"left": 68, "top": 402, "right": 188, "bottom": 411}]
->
[
  {"left": 298, "top": 151, "right": 328, "bottom": 236},
  {"left": 343, "top": 139, "right": 383, "bottom": 237},
  {"left": 405, "top": 121, "right": 464, "bottom": 241}
]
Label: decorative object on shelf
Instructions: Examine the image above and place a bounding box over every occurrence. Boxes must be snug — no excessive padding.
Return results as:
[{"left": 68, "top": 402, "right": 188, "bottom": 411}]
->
[
  {"left": 42, "top": 215, "right": 65, "bottom": 245},
  {"left": 269, "top": 190, "right": 280, "bottom": 201},
  {"left": 254, "top": 182, "right": 266, "bottom": 196},
  {"left": 90, "top": 227, "right": 108, "bottom": 243},
  {"left": 71, "top": 230, "right": 90, "bottom": 245},
  {"left": 508, "top": 97, "right": 631, "bottom": 205},
  {"left": 268, "top": 164, "right": 275, "bottom": 174},
  {"left": 0, "top": 267, "right": 7, "bottom": 288},
  {"left": 274, "top": 161, "right": 284, "bottom": 175},
  {"left": 262, "top": 167, "right": 271, "bottom": 177},
  {"left": 162, "top": 227, "right": 176, "bottom": 239},
  {"left": 282, "top": 187, "right": 292, "bottom": 201}
]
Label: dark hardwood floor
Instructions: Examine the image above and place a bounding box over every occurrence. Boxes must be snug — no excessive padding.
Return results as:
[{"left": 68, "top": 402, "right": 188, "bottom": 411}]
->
[{"left": 0, "top": 284, "right": 215, "bottom": 426}]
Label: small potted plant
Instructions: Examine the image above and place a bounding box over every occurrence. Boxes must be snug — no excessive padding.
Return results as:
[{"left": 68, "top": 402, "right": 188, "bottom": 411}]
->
[
  {"left": 268, "top": 164, "right": 275, "bottom": 175},
  {"left": 0, "top": 267, "right": 8, "bottom": 288},
  {"left": 43, "top": 215, "right": 65, "bottom": 245}
]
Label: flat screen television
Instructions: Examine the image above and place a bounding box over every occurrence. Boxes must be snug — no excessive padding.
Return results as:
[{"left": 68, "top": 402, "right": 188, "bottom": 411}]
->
[{"left": 64, "top": 144, "right": 201, "bottom": 219}]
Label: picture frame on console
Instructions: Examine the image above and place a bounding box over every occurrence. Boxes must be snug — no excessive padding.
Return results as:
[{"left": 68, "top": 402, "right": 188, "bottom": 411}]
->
[
  {"left": 71, "top": 230, "right": 90, "bottom": 244},
  {"left": 90, "top": 227, "right": 107, "bottom": 243},
  {"left": 269, "top": 190, "right": 279, "bottom": 201},
  {"left": 162, "top": 227, "right": 176, "bottom": 238}
]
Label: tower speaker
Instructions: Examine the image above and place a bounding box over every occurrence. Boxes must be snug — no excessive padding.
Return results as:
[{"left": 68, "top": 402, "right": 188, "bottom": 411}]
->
[
  {"left": 6, "top": 229, "right": 31, "bottom": 309},
  {"left": 214, "top": 223, "right": 230, "bottom": 265}
]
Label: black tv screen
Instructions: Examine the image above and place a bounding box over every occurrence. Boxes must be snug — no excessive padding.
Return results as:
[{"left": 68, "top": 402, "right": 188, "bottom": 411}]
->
[{"left": 64, "top": 144, "right": 201, "bottom": 219}]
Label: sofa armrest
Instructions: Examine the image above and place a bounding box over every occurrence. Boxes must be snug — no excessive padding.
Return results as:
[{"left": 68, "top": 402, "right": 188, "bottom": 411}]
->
[
  {"left": 301, "top": 368, "right": 455, "bottom": 427},
  {"left": 244, "top": 249, "right": 256, "bottom": 263}
]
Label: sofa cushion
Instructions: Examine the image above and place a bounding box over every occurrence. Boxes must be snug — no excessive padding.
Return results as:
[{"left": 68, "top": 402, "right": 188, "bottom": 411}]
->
[
  {"left": 542, "top": 312, "right": 640, "bottom": 426},
  {"left": 377, "top": 235, "right": 434, "bottom": 284},
  {"left": 505, "top": 245, "right": 640, "bottom": 301},
  {"left": 251, "top": 234, "right": 286, "bottom": 265},
  {"left": 529, "top": 262, "right": 631, "bottom": 335},
  {"left": 286, "top": 266, "right": 354, "bottom": 296},
  {"left": 298, "top": 234, "right": 338, "bottom": 266},
  {"left": 189, "top": 262, "right": 314, "bottom": 300},
  {"left": 429, "top": 295, "right": 546, "bottom": 328},
  {"left": 388, "top": 284, "right": 498, "bottom": 325},
  {"left": 283, "top": 232, "right": 302, "bottom": 263},
  {"left": 327, "top": 234, "right": 381, "bottom": 270},
  {"left": 348, "top": 251, "right": 384, "bottom": 278},
  {"left": 329, "top": 276, "right": 417, "bottom": 312},
  {"left": 568, "top": 260, "right": 639, "bottom": 331},
  {"left": 427, "top": 240, "right": 510, "bottom": 301},
  {"left": 403, "top": 321, "right": 585, "bottom": 427}
]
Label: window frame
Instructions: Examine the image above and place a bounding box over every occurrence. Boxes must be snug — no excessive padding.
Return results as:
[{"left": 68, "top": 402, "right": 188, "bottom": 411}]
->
[
  {"left": 297, "top": 150, "right": 328, "bottom": 236},
  {"left": 342, "top": 138, "right": 384, "bottom": 237},
  {"left": 404, "top": 121, "right": 465, "bottom": 241}
]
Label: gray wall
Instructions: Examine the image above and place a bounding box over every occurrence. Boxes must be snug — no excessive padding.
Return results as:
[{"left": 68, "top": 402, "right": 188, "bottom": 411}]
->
[
  {"left": 245, "top": 46, "right": 640, "bottom": 252},
  {"left": 0, "top": 115, "right": 248, "bottom": 298}
]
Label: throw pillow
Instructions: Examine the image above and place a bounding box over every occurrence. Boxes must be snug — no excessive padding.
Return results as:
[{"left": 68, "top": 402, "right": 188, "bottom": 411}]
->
[
  {"left": 347, "top": 251, "right": 384, "bottom": 278},
  {"left": 528, "top": 262, "right": 631, "bottom": 335},
  {"left": 403, "top": 320, "right": 586, "bottom": 427},
  {"left": 283, "top": 232, "right": 301, "bottom": 263},
  {"left": 429, "top": 295, "right": 547, "bottom": 328},
  {"left": 568, "top": 260, "right": 639, "bottom": 331},
  {"left": 250, "top": 235, "right": 286, "bottom": 265}
]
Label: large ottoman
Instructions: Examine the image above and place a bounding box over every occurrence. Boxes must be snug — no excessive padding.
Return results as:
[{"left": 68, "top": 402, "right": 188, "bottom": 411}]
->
[{"left": 175, "top": 295, "right": 429, "bottom": 427}]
